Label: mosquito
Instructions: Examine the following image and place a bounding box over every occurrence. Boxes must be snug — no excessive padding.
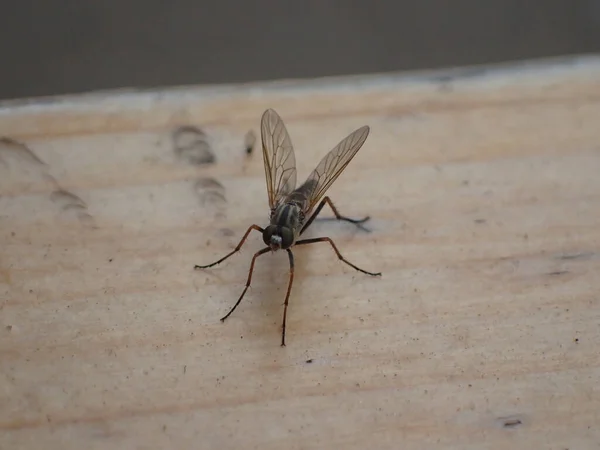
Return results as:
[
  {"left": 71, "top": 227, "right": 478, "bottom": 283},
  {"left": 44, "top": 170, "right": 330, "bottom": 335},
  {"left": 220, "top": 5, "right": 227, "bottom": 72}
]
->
[{"left": 194, "top": 108, "right": 381, "bottom": 346}]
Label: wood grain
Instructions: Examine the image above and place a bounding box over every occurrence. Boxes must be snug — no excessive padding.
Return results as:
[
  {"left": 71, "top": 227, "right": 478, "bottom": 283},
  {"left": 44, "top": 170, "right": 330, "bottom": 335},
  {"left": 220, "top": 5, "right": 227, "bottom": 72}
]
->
[{"left": 1, "top": 55, "right": 600, "bottom": 449}]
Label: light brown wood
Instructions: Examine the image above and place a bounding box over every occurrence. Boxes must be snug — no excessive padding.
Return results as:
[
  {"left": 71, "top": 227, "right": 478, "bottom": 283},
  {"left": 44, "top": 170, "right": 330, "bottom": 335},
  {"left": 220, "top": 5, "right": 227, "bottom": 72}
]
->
[{"left": 1, "top": 55, "right": 600, "bottom": 449}]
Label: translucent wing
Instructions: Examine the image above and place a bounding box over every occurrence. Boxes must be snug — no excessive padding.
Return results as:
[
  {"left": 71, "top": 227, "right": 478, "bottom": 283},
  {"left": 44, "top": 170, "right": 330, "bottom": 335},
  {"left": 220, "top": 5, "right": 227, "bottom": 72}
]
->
[
  {"left": 261, "top": 109, "right": 297, "bottom": 209},
  {"left": 300, "top": 125, "right": 370, "bottom": 214}
]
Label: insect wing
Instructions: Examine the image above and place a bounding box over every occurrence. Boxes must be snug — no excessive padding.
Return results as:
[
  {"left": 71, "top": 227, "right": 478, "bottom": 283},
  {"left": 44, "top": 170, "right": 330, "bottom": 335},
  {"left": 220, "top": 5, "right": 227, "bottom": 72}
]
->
[
  {"left": 301, "top": 125, "right": 370, "bottom": 214},
  {"left": 261, "top": 109, "right": 297, "bottom": 209}
]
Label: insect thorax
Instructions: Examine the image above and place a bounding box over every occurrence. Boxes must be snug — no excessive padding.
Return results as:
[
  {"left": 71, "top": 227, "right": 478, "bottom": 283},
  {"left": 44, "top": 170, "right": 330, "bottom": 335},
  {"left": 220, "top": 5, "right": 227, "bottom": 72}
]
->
[{"left": 270, "top": 202, "right": 304, "bottom": 231}]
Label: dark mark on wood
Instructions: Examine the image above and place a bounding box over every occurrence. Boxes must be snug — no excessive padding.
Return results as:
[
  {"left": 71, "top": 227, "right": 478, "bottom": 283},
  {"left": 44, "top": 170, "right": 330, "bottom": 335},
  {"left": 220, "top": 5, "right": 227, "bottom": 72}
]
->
[
  {"left": 172, "top": 126, "right": 215, "bottom": 166},
  {"left": 244, "top": 130, "right": 256, "bottom": 155},
  {"left": 497, "top": 415, "right": 524, "bottom": 429},
  {"left": 503, "top": 418, "right": 522, "bottom": 428},
  {"left": 548, "top": 270, "right": 569, "bottom": 276},
  {"left": 474, "top": 218, "right": 486, "bottom": 224},
  {"left": 305, "top": 359, "right": 313, "bottom": 364}
]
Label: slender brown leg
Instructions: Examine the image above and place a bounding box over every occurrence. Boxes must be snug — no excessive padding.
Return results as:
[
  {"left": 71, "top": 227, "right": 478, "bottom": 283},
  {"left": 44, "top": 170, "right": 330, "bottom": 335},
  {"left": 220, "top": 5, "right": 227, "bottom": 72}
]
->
[
  {"left": 194, "top": 224, "right": 264, "bottom": 269},
  {"left": 280, "top": 249, "right": 295, "bottom": 347},
  {"left": 295, "top": 237, "right": 381, "bottom": 276},
  {"left": 220, "top": 247, "right": 270, "bottom": 322},
  {"left": 301, "top": 196, "right": 370, "bottom": 235}
]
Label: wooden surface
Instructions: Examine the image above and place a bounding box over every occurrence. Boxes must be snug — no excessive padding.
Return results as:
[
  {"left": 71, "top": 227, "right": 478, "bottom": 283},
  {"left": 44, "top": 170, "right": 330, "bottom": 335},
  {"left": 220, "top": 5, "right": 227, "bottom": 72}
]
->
[{"left": 1, "top": 56, "right": 600, "bottom": 449}]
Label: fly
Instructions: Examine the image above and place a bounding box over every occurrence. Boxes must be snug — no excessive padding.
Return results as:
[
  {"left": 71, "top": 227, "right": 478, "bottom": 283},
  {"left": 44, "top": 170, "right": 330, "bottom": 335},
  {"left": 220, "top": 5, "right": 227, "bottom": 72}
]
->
[{"left": 195, "top": 108, "right": 381, "bottom": 346}]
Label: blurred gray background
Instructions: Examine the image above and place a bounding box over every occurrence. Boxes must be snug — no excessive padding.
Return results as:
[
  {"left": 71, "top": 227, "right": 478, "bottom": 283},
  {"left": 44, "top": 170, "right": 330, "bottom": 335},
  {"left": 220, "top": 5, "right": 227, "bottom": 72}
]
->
[{"left": 2, "top": 0, "right": 600, "bottom": 101}]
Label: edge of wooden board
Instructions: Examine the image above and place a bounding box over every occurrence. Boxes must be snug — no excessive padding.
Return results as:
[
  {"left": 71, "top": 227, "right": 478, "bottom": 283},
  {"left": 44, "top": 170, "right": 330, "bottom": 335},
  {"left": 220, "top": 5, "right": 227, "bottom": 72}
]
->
[{"left": 1, "top": 53, "right": 599, "bottom": 139}]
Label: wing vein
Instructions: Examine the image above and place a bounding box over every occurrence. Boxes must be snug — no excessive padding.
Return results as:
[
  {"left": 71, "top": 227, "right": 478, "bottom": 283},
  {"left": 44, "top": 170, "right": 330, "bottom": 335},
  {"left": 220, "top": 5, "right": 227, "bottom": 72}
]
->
[
  {"left": 260, "top": 109, "right": 297, "bottom": 209},
  {"left": 298, "top": 125, "right": 370, "bottom": 215}
]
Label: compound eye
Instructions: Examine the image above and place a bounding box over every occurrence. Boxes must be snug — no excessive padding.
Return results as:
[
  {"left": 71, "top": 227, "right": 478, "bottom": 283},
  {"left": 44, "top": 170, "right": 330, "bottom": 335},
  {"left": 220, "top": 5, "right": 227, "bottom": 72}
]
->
[
  {"left": 262, "top": 226, "right": 276, "bottom": 246},
  {"left": 280, "top": 227, "right": 294, "bottom": 249}
]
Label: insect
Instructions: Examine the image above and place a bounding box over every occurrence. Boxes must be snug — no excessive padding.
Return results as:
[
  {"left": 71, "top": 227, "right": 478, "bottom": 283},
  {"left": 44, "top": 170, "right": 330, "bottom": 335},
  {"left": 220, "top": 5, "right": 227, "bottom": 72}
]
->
[{"left": 195, "top": 108, "right": 381, "bottom": 346}]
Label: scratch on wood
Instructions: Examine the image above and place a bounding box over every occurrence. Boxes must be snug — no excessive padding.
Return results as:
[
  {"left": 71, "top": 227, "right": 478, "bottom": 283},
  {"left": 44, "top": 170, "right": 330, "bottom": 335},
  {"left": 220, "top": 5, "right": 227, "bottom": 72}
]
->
[
  {"left": 49, "top": 186, "right": 95, "bottom": 227},
  {"left": 557, "top": 252, "right": 595, "bottom": 261},
  {"left": 50, "top": 189, "right": 88, "bottom": 210},
  {"left": 0, "top": 136, "right": 48, "bottom": 168},
  {"left": 0, "top": 142, "right": 94, "bottom": 226},
  {"left": 548, "top": 270, "right": 569, "bottom": 276}
]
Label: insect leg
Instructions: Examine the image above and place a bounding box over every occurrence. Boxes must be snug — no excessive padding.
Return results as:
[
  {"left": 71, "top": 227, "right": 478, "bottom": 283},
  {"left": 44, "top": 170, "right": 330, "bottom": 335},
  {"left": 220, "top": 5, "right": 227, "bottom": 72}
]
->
[
  {"left": 300, "top": 196, "right": 371, "bottom": 235},
  {"left": 295, "top": 237, "right": 381, "bottom": 276},
  {"left": 220, "top": 247, "right": 270, "bottom": 322},
  {"left": 194, "top": 224, "right": 264, "bottom": 269},
  {"left": 280, "top": 249, "right": 295, "bottom": 347}
]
